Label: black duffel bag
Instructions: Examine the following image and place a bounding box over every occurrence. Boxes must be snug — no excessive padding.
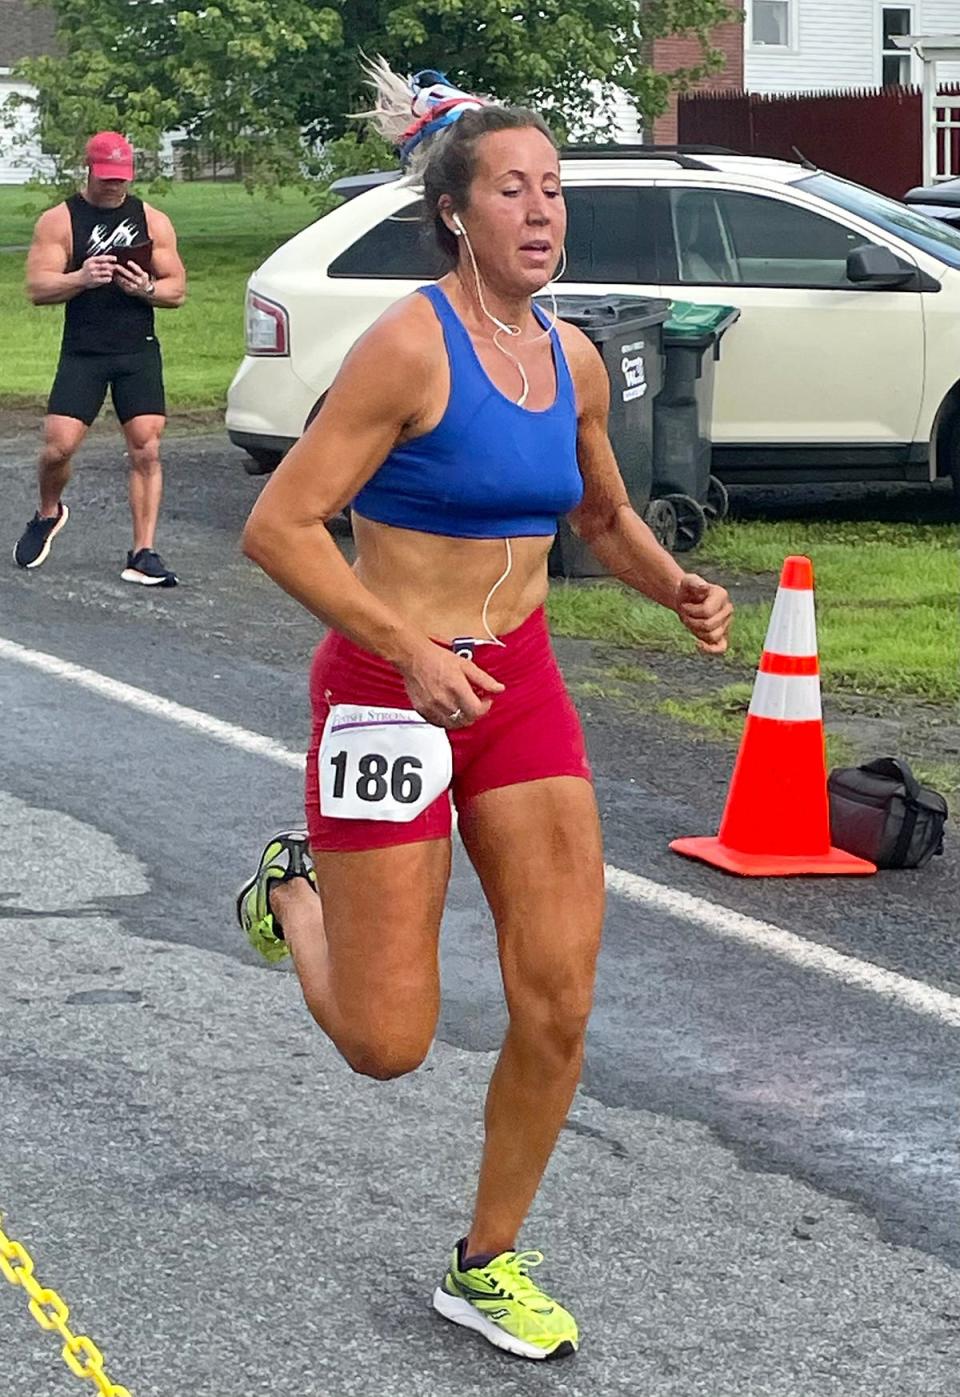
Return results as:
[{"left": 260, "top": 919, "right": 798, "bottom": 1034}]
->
[{"left": 828, "top": 757, "right": 947, "bottom": 869}]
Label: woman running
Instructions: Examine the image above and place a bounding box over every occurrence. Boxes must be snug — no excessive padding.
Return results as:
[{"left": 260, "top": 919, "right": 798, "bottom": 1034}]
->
[{"left": 236, "top": 62, "right": 733, "bottom": 1361}]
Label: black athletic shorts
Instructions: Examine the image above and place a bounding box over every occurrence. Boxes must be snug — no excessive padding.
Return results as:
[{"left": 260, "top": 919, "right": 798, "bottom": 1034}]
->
[{"left": 47, "top": 340, "right": 166, "bottom": 425}]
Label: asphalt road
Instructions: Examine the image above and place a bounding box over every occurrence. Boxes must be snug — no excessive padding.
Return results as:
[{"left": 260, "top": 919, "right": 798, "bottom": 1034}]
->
[{"left": 2, "top": 427, "right": 959, "bottom": 1397}]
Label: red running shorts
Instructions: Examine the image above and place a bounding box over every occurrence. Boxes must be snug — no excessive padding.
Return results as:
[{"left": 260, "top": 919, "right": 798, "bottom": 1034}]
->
[{"left": 304, "top": 605, "right": 591, "bottom": 852}]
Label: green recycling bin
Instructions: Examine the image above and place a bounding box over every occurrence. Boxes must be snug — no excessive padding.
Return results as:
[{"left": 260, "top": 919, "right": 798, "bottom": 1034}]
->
[
  {"left": 541, "top": 294, "right": 671, "bottom": 578},
  {"left": 652, "top": 302, "right": 740, "bottom": 551}
]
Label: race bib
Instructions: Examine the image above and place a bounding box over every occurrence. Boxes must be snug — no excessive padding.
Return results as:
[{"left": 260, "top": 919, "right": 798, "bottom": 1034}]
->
[{"left": 318, "top": 704, "right": 453, "bottom": 822}]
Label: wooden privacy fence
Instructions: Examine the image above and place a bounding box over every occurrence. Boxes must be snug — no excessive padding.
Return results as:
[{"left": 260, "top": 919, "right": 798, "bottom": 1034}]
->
[{"left": 678, "top": 86, "right": 960, "bottom": 198}]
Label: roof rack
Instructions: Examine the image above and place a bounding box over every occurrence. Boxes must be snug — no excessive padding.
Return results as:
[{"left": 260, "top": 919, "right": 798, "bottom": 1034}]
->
[
  {"left": 330, "top": 170, "right": 401, "bottom": 199},
  {"left": 328, "top": 142, "right": 745, "bottom": 200},
  {"left": 560, "top": 144, "right": 726, "bottom": 170},
  {"left": 623, "top": 143, "right": 739, "bottom": 156}
]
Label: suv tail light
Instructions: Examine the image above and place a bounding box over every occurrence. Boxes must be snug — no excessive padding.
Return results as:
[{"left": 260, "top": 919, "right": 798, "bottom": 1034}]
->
[{"left": 246, "top": 290, "right": 290, "bottom": 356}]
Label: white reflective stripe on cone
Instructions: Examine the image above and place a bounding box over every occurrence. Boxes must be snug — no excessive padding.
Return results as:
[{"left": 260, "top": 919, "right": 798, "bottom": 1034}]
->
[
  {"left": 749, "top": 672, "right": 823, "bottom": 721},
  {"left": 763, "top": 587, "right": 817, "bottom": 659}
]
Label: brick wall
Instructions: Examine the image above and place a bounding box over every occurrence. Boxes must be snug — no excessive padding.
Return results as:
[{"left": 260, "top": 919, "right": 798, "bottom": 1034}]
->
[{"left": 652, "top": 20, "right": 745, "bottom": 144}]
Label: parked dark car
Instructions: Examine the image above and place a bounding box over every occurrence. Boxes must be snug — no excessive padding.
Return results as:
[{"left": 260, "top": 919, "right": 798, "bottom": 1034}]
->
[{"left": 903, "top": 178, "right": 960, "bottom": 228}]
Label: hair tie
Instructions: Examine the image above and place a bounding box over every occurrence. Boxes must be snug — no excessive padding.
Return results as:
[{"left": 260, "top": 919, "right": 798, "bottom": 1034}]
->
[
  {"left": 397, "top": 70, "right": 490, "bottom": 166},
  {"left": 355, "top": 55, "right": 493, "bottom": 169}
]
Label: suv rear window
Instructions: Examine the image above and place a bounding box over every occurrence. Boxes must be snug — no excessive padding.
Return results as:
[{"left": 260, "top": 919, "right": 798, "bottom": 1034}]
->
[
  {"left": 563, "top": 186, "right": 660, "bottom": 282},
  {"left": 328, "top": 200, "right": 446, "bottom": 279},
  {"left": 329, "top": 186, "right": 662, "bottom": 283}
]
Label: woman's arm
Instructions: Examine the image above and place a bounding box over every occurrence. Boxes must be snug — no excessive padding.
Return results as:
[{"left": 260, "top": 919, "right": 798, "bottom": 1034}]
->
[
  {"left": 242, "top": 297, "right": 503, "bottom": 724},
  {"left": 562, "top": 326, "right": 733, "bottom": 654}
]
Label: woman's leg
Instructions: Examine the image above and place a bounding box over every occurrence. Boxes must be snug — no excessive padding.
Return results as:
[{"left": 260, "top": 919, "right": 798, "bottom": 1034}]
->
[
  {"left": 270, "top": 838, "right": 451, "bottom": 1080},
  {"left": 456, "top": 776, "right": 605, "bottom": 1257}
]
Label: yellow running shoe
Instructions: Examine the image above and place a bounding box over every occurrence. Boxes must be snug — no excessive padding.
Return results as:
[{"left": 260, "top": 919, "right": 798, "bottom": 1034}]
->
[
  {"left": 433, "top": 1242, "right": 579, "bottom": 1360},
  {"left": 235, "top": 829, "right": 317, "bottom": 964}
]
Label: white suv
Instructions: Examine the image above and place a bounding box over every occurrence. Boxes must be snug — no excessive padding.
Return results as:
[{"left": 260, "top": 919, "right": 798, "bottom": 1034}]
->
[{"left": 226, "top": 148, "right": 960, "bottom": 494}]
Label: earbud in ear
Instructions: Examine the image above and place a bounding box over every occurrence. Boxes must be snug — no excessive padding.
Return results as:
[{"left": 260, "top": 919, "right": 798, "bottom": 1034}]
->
[{"left": 452, "top": 213, "right": 464, "bottom": 236}]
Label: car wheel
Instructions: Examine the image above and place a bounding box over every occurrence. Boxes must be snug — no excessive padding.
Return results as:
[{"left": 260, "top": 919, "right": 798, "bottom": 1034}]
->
[
  {"left": 304, "top": 394, "right": 327, "bottom": 432},
  {"left": 940, "top": 416, "right": 960, "bottom": 513},
  {"left": 242, "top": 448, "right": 282, "bottom": 476},
  {"left": 643, "top": 497, "right": 678, "bottom": 552},
  {"left": 662, "top": 494, "right": 707, "bottom": 552},
  {"left": 327, "top": 505, "right": 353, "bottom": 538}
]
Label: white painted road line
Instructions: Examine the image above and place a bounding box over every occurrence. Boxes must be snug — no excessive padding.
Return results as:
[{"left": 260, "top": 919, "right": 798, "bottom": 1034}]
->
[
  {"left": 606, "top": 867, "right": 960, "bottom": 1030},
  {"left": 4, "top": 633, "right": 958, "bottom": 1032},
  {"left": 0, "top": 635, "right": 302, "bottom": 770}
]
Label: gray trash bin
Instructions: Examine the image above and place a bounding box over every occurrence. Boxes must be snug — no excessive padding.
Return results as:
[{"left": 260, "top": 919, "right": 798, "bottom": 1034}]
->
[
  {"left": 652, "top": 302, "right": 740, "bottom": 552},
  {"left": 539, "top": 294, "right": 671, "bottom": 578}
]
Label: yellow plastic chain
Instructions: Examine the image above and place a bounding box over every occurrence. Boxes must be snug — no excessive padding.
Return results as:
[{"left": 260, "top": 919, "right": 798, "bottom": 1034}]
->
[{"left": 0, "top": 1216, "right": 132, "bottom": 1397}]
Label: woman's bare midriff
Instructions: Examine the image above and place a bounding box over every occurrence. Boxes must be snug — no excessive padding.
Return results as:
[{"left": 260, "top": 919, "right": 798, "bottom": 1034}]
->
[{"left": 352, "top": 512, "right": 553, "bottom": 643}]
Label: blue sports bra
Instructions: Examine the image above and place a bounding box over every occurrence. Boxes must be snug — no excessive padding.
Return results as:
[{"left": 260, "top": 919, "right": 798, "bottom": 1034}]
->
[{"left": 351, "top": 283, "right": 583, "bottom": 538}]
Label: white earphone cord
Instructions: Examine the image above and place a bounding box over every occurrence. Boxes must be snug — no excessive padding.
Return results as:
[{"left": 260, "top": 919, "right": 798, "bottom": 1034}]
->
[
  {"left": 454, "top": 214, "right": 565, "bottom": 408},
  {"left": 480, "top": 537, "right": 512, "bottom": 647},
  {"left": 453, "top": 216, "right": 566, "bottom": 645}
]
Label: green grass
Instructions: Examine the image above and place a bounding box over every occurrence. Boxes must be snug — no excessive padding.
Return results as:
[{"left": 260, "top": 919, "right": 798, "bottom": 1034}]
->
[
  {"left": 548, "top": 515, "right": 960, "bottom": 707},
  {"left": 0, "top": 235, "right": 287, "bottom": 406},
  {"left": 659, "top": 681, "right": 855, "bottom": 759},
  {"left": 658, "top": 682, "right": 855, "bottom": 760},
  {"left": 604, "top": 661, "right": 660, "bottom": 685},
  {"left": 0, "top": 181, "right": 326, "bottom": 408},
  {"left": 659, "top": 687, "right": 957, "bottom": 793},
  {"left": 0, "top": 180, "right": 321, "bottom": 246},
  {"left": 703, "top": 519, "right": 959, "bottom": 704},
  {"left": 659, "top": 686, "right": 862, "bottom": 773},
  {"left": 660, "top": 684, "right": 757, "bottom": 743}
]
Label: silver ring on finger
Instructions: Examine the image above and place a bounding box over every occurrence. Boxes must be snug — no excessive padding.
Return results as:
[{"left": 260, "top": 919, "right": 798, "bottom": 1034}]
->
[{"left": 447, "top": 708, "right": 462, "bottom": 723}]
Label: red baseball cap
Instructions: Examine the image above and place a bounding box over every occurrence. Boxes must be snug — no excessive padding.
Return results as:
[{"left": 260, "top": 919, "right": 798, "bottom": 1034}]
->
[{"left": 85, "top": 131, "right": 135, "bottom": 180}]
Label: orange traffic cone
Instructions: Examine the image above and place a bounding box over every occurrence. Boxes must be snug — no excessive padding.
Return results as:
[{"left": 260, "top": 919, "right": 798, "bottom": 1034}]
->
[{"left": 670, "top": 555, "right": 875, "bottom": 877}]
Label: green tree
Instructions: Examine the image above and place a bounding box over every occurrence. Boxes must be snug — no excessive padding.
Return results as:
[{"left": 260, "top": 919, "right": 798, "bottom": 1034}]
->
[{"left": 8, "top": 0, "right": 737, "bottom": 187}]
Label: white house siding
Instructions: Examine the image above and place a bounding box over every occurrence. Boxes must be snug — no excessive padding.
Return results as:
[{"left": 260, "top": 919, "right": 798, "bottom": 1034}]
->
[
  {"left": 567, "top": 84, "right": 643, "bottom": 143},
  {"left": 919, "top": 1, "right": 960, "bottom": 82},
  {"left": 745, "top": 0, "right": 960, "bottom": 92},
  {"left": 0, "top": 75, "right": 52, "bottom": 184},
  {"left": 610, "top": 88, "right": 643, "bottom": 142},
  {"left": 745, "top": 0, "right": 879, "bottom": 92}
]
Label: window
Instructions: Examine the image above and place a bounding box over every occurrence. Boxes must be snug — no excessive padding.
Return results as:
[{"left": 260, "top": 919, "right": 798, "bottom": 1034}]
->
[
  {"left": 563, "top": 186, "right": 661, "bottom": 282},
  {"left": 328, "top": 200, "right": 446, "bottom": 279},
  {"left": 881, "top": 7, "right": 912, "bottom": 87},
  {"left": 330, "top": 187, "right": 663, "bottom": 284},
  {"left": 801, "top": 171, "right": 960, "bottom": 270},
  {"left": 752, "top": 0, "right": 791, "bottom": 47},
  {"left": 667, "top": 188, "right": 878, "bottom": 288}
]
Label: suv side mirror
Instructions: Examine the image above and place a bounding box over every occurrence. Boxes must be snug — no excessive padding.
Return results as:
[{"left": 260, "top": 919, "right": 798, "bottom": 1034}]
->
[{"left": 846, "top": 244, "right": 916, "bottom": 288}]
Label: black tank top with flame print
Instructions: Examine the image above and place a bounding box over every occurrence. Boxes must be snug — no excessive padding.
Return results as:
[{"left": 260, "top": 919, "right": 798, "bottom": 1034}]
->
[{"left": 63, "top": 192, "right": 155, "bottom": 353}]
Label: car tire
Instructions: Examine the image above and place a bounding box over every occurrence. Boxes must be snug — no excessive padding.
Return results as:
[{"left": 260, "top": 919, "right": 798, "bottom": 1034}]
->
[
  {"left": 327, "top": 505, "right": 353, "bottom": 538},
  {"left": 242, "top": 448, "right": 282, "bottom": 476},
  {"left": 940, "top": 416, "right": 960, "bottom": 514},
  {"left": 304, "top": 394, "right": 327, "bottom": 432}
]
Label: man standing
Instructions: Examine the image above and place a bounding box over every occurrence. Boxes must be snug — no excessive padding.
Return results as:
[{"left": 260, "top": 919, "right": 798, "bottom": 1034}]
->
[{"left": 14, "top": 131, "right": 187, "bottom": 585}]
